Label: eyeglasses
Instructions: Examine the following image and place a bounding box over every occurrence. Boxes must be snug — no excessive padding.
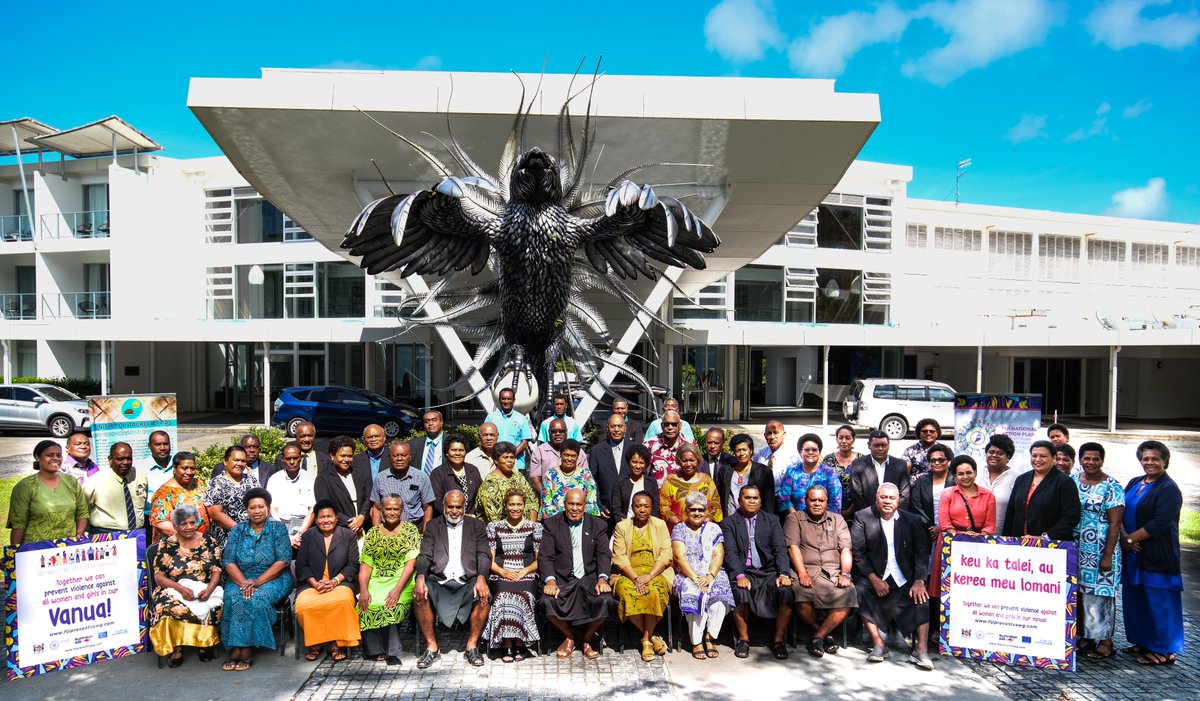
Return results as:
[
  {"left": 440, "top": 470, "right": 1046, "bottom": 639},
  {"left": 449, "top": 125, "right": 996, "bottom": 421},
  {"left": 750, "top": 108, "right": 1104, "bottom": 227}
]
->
[
  {"left": 686, "top": 507, "right": 706, "bottom": 513},
  {"left": 662, "top": 421, "right": 680, "bottom": 427},
  {"left": 929, "top": 457, "right": 949, "bottom": 464}
]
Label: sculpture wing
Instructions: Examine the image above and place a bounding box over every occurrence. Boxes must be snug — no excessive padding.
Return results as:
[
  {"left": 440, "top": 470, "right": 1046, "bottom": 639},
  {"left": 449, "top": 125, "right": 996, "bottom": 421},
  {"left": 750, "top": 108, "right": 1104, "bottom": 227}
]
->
[
  {"left": 341, "top": 188, "right": 498, "bottom": 277},
  {"left": 577, "top": 181, "right": 720, "bottom": 279}
]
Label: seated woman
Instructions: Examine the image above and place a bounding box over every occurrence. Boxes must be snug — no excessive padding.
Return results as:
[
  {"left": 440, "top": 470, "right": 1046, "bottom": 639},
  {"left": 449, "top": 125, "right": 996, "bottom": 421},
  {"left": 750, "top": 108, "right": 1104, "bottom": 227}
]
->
[
  {"left": 358, "top": 495, "right": 422, "bottom": 664},
  {"left": 296, "top": 500, "right": 361, "bottom": 662},
  {"left": 149, "top": 504, "right": 223, "bottom": 667},
  {"left": 659, "top": 444, "right": 722, "bottom": 532},
  {"left": 671, "top": 491, "right": 735, "bottom": 660},
  {"left": 220, "top": 488, "right": 293, "bottom": 671},
  {"left": 612, "top": 492, "right": 673, "bottom": 662},
  {"left": 150, "top": 452, "right": 208, "bottom": 543},
  {"left": 483, "top": 489, "right": 543, "bottom": 662},
  {"left": 8, "top": 440, "right": 89, "bottom": 545}
]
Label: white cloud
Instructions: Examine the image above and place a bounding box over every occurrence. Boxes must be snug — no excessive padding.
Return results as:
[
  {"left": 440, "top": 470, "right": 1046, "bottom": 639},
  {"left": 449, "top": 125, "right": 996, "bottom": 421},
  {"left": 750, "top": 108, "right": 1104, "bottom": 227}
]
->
[
  {"left": 787, "top": 2, "right": 910, "bottom": 76},
  {"left": 901, "top": 0, "right": 1065, "bottom": 85},
  {"left": 1108, "top": 177, "right": 1168, "bottom": 218},
  {"left": 1122, "top": 99, "right": 1153, "bottom": 118},
  {"left": 1064, "top": 102, "right": 1111, "bottom": 143},
  {"left": 1087, "top": 0, "right": 1200, "bottom": 50},
  {"left": 413, "top": 55, "right": 442, "bottom": 71},
  {"left": 1006, "top": 113, "right": 1048, "bottom": 144},
  {"left": 705, "top": 0, "right": 786, "bottom": 63}
]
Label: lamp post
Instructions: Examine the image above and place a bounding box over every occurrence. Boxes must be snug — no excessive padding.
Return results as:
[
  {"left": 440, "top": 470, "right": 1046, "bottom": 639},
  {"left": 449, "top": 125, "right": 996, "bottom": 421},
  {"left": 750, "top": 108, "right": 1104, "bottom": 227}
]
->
[{"left": 247, "top": 265, "right": 270, "bottom": 427}]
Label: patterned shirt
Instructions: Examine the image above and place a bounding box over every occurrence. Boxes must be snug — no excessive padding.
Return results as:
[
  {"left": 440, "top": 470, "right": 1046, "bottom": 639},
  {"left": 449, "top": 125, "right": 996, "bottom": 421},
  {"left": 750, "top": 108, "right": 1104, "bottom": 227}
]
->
[
  {"left": 539, "top": 465, "right": 600, "bottom": 519},
  {"left": 369, "top": 467, "right": 435, "bottom": 523},
  {"left": 776, "top": 463, "right": 843, "bottom": 514},
  {"left": 902, "top": 442, "right": 935, "bottom": 478},
  {"left": 644, "top": 435, "right": 688, "bottom": 482}
]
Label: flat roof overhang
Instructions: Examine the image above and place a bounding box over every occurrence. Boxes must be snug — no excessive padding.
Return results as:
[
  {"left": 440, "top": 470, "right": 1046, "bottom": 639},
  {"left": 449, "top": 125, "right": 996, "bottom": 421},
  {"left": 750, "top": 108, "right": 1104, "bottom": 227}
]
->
[{"left": 187, "top": 68, "right": 881, "bottom": 294}]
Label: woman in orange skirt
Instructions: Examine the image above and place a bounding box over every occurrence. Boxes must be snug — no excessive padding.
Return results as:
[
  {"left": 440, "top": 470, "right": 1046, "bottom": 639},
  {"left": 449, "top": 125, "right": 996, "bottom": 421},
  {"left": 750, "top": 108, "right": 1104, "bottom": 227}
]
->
[{"left": 295, "top": 500, "right": 360, "bottom": 661}]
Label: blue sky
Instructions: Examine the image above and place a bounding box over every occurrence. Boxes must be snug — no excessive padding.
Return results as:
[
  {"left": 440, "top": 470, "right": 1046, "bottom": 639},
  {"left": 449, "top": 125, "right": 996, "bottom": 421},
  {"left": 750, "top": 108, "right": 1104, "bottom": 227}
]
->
[{"left": 9, "top": 0, "right": 1199, "bottom": 223}]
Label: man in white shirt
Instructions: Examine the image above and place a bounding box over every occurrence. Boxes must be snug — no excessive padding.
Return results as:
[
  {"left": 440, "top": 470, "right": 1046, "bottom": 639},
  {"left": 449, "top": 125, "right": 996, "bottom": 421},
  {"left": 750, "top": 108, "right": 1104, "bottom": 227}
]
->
[
  {"left": 849, "top": 483, "right": 932, "bottom": 670},
  {"left": 266, "top": 442, "right": 315, "bottom": 546},
  {"left": 465, "top": 422, "right": 500, "bottom": 477},
  {"left": 753, "top": 421, "right": 798, "bottom": 486}
]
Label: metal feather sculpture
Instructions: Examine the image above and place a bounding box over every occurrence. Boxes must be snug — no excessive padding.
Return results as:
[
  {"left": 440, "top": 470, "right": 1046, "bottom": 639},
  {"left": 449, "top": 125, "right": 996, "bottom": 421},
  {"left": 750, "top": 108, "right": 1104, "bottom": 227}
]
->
[{"left": 341, "top": 71, "right": 721, "bottom": 414}]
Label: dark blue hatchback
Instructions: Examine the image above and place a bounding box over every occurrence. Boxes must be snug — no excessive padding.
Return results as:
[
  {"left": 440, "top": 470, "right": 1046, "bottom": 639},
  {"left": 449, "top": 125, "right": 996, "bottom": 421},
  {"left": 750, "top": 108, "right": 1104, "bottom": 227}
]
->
[{"left": 272, "top": 386, "right": 421, "bottom": 438}]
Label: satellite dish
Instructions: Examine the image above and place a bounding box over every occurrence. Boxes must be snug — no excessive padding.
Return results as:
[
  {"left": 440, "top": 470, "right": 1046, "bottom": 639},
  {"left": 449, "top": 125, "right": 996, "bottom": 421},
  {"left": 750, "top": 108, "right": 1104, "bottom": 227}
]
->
[{"left": 1095, "top": 310, "right": 1124, "bottom": 331}]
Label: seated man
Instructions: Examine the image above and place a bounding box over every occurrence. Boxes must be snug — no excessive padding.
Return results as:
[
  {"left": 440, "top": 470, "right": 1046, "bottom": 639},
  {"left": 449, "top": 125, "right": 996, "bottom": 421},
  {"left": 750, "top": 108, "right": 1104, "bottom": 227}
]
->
[
  {"left": 540, "top": 488, "right": 617, "bottom": 659},
  {"left": 721, "top": 485, "right": 793, "bottom": 659},
  {"left": 850, "top": 483, "right": 933, "bottom": 670},
  {"left": 784, "top": 485, "right": 857, "bottom": 658},
  {"left": 413, "top": 490, "right": 491, "bottom": 668}
]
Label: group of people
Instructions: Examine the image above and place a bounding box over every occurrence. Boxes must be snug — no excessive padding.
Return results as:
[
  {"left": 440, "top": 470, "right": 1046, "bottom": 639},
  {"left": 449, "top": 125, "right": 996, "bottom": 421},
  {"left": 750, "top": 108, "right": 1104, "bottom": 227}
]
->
[{"left": 4, "top": 405, "right": 1185, "bottom": 672}]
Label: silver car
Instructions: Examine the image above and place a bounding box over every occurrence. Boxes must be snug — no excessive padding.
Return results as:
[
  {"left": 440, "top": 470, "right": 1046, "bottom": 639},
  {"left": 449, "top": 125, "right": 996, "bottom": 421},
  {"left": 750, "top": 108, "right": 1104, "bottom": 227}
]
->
[{"left": 0, "top": 383, "right": 92, "bottom": 438}]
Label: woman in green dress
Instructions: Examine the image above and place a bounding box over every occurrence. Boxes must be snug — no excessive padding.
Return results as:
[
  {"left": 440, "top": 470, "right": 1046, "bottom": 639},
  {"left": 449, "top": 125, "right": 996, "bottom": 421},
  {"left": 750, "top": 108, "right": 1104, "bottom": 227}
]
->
[
  {"left": 8, "top": 440, "right": 89, "bottom": 545},
  {"left": 357, "top": 494, "right": 422, "bottom": 665}
]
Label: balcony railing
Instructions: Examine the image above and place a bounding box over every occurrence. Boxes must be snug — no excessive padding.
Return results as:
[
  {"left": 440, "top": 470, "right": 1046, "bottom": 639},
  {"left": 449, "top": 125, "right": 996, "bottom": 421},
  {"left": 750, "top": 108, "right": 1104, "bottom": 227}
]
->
[
  {"left": 0, "top": 293, "right": 37, "bottom": 320},
  {"left": 41, "top": 292, "right": 110, "bottom": 319},
  {"left": 1, "top": 215, "right": 34, "bottom": 242},
  {"left": 40, "top": 211, "right": 111, "bottom": 239}
]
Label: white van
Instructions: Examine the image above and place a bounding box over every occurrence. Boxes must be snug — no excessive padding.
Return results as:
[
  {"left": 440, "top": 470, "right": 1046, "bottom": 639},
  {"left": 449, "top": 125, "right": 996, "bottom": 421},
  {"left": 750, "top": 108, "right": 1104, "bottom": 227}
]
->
[{"left": 842, "top": 379, "right": 956, "bottom": 441}]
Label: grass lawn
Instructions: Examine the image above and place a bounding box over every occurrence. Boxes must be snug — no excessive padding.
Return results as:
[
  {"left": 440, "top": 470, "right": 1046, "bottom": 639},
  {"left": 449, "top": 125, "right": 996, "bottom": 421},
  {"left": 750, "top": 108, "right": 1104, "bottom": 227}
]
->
[
  {"left": 1182, "top": 509, "right": 1200, "bottom": 546},
  {"left": 0, "top": 474, "right": 19, "bottom": 548}
]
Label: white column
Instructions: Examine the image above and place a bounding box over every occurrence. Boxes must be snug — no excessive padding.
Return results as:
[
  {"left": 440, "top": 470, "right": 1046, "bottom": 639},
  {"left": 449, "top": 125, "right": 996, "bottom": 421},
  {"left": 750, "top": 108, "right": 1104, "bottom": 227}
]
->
[
  {"left": 100, "top": 340, "right": 109, "bottom": 394},
  {"left": 406, "top": 275, "right": 493, "bottom": 413},
  {"left": 976, "top": 345, "right": 983, "bottom": 392},
  {"left": 822, "top": 344, "right": 830, "bottom": 429},
  {"left": 2, "top": 339, "right": 10, "bottom": 383},
  {"left": 1108, "top": 345, "right": 1120, "bottom": 432},
  {"left": 263, "top": 341, "right": 271, "bottom": 427},
  {"left": 424, "top": 341, "right": 433, "bottom": 410}
]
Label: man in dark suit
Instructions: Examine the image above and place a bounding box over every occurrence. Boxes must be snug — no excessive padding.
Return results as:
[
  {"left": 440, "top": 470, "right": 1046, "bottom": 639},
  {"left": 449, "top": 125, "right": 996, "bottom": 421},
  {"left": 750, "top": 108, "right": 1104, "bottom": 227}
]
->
[
  {"left": 413, "top": 490, "right": 491, "bottom": 668},
  {"left": 540, "top": 488, "right": 617, "bottom": 659},
  {"left": 428, "top": 435, "right": 484, "bottom": 516},
  {"left": 721, "top": 485, "right": 793, "bottom": 660},
  {"left": 279, "top": 421, "right": 331, "bottom": 474},
  {"left": 312, "top": 436, "right": 373, "bottom": 534},
  {"left": 716, "top": 433, "right": 776, "bottom": 520},
  {"left": 589, "top": 414, "right": 638, "bottom": 520},
  {"left": 850, "top": 482, "right": 933, "bottom": 670},
  {"left": 611, "top": 398, "right": 644, "bottom": 444},
  {"left": 212, "top": 433, "right": 278, "bottom": 485},
  {"left": 409, "top": 410, "right": 445, "bottom": 476},
  {"left": 353, "top": 423, "right": 390, "bottom": 474},
  {"left": 846, "top": 430, "right": 911, "bottom": 518},
  {"left": 701, "top": 427, "right": 736, "bottom": 477}
]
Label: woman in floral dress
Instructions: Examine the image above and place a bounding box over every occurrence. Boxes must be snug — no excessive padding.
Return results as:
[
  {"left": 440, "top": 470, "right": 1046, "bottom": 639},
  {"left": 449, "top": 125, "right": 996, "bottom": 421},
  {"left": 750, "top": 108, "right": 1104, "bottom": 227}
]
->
[
  {"left": 357, "top": 495, "right": 422, "bottom": 664},
  {"left": 149, "top": 504, "right": 223, "bottom": 666},
  {"left": 484, "top": 490, "right": 543, "bottom": 661}
]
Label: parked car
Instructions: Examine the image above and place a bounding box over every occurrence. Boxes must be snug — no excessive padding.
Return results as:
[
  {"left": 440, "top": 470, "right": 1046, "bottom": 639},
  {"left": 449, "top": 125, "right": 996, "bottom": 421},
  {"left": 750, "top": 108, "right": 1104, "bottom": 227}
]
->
[
  {"left": 0, "top": 383, "right": 92, "bottom": 438},
  {"left": 272, "top": 386, "right": 421, "bottom": 439},
  {"left": 842, "top": 378, "right": 957, "bottom": 441}
]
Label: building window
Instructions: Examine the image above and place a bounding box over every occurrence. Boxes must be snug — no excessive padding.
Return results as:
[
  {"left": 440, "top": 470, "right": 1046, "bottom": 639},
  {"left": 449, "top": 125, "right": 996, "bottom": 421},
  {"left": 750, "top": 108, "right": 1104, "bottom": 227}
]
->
[
  {"left": 988, "top": 230, "right": 1034, "bottom": 279},
  {"left": 1177, "top": 245, "right": 1200, "bottom": 268},
  {"left": 1087, "top": 239, "right": 1126, "bottom": 279},
  {"left": 673, "top": 277, "right": 729, "bottom": 320},
  {"left": 1131, "top": 243, "right": 1168, "bottom": 276},
  {"left": 906, "top": 223, "right": 927, "bottom": 249},
  {"left": 318, "top": 262, "right": 365, "bottom": 318},
  {"left": 734, "top": 266, "right": 783, "bottom": 322},
  {"left": 16, "top": 340, "right": 36, "bottom": 377},
  {"left": 84, "top": 341, "right": 113, "bottom": 389},
  {"left": 934, "top": 226, "right": 982, "bottom": 251},
  {"left": 1038, "top": 234, "right": 1080, "bottom": 281},
  {"left": 815, "top": 269, "right": 890, "bottom": 325},
  {"left": 205, "top": 188, "right": 312, "bottom": 244}
]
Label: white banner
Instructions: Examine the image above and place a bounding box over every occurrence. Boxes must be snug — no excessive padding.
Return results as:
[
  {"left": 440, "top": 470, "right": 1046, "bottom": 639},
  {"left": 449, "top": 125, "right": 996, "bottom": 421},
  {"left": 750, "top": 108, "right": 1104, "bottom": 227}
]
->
[{"left": 954, "top": 394, "right": 1042, "bottom": 474}]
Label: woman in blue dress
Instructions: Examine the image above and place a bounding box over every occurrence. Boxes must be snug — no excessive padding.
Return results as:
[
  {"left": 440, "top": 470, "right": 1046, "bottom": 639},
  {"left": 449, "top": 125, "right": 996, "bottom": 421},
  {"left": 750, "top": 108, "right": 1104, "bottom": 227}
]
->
[
  {"left": 1071, "top": 442, "right": 1124, "bottom": 660},
  {"left": 1120, "top": 440, "right": 1183, "bottom": 666},
  {"left": 220, "top": 487, "right": 293, "bottom": 671},
  {"left": 671, "top": 491, "right": 735, "bottom": 660}
]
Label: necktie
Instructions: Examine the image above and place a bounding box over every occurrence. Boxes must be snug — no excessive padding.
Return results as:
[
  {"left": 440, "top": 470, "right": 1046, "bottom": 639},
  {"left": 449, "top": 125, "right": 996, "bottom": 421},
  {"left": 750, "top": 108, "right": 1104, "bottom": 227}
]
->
[
  {"left": 612, "top": 443, "right": 622, "bottom": 469},
  {"left": 570, "top": 523, "right": 585, "bottom": 578},
  {"left": 768, "top": 454, "right": 776, "bottom": 476},
  {"left": 423, "top": 440, "right": 436, "bottom": 474},
  {"left": 123, "top": 480, "right": 137, "bottom": 529},
  {"left": 301, "top": 455, "right": 309, "bottom": 472},
  {"left": 747, "top": 516, "right": 762, "bottom": 569}
]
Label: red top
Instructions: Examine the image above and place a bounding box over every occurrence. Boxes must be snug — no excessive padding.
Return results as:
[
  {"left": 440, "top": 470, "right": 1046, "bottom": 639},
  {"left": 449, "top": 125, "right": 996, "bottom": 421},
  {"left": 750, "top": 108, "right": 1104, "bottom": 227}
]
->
[{"left": 938, "top": 485, "right": 997, "bottom": 535}]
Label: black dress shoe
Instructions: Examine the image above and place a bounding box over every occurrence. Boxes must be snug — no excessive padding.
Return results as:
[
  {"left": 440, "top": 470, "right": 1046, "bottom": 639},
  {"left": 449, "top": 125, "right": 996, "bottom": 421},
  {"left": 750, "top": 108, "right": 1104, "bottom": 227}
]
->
[
  {"left": 386, "top": 656, "right": 402, "bottom": 666},
  {"left": 734, "top": 639, "right": 750, "bottom": 658},
  {"left": 416, "top": 649, "right": 441, "bottom": 669}
]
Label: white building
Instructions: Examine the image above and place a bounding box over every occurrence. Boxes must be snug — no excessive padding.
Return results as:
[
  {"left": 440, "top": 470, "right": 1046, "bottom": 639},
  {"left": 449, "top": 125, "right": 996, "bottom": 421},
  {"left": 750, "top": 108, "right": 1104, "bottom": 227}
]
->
[{"left": 3, "top": 69, "right": 1198, "bottom": 431}]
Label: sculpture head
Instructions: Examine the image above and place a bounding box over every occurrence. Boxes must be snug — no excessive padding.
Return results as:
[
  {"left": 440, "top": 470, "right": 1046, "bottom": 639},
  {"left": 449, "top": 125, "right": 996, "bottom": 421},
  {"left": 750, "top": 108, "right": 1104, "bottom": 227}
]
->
[{"left": 509, "top": 147, "right": 562, "bottom": 204}]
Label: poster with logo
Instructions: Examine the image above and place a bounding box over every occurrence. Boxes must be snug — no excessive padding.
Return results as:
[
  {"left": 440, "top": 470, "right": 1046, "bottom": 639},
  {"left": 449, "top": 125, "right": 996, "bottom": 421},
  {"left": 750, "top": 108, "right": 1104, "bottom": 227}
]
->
[
  {"left": 3, "top": 531, "right": 147, "bottom": 680},
  {"left": 937, "top": 532, "right": 1078, "bottom": 671},
  {"left": 954, "top": 394, "right": 1042, "bottom": 474},
  {"left": 88, "top": 394, "right": 177, "bottom": 467}
]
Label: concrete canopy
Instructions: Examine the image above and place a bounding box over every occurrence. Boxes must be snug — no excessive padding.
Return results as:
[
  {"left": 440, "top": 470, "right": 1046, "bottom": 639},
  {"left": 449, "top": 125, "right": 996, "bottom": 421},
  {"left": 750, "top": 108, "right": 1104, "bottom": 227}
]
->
[{"left": 188, "top": 68, "right": 880, "bottom": 295}]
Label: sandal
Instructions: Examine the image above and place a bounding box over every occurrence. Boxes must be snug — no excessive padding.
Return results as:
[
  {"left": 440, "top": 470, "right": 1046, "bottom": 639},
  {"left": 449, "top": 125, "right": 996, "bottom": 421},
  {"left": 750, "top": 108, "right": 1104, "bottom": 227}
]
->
[
  {"left": 1078, "top": 638, "right": 1096, "bottom": 652},
  {"left": 1135, "top": 652, "right": 1176, "bottom": 666},
  {"left": 304, "top": 647, "right": 322, "bottom": 662},
  {"left": 1085, "top": 641, "right": 1116, "bottom": 660},
  {"left": 650, "top": 635, "right": 668, "bottom": 656},
  {"left": 329, "top": 646, "right": 347, "bottom": 662},
  {"left": 582, "top": 641, "right": 601, "bottom": 659},
  {"left": 555, "top": 639, "right": 575, "bottom": 659},
  {"left": 692, "top": 644, "right": 707, "bottom": 660},
  {"left": 222, "top": 658, "right": 238, "bottom": 672},
  {"left": 823, "top": 636, "right": 840, "bottom": 654},
  {"left": 703, "top": 637, "right": 719, "bottom": 658},
  {"left": 641, "top": 641, "right": 656, "bottom": 662},
  {"left": 807, "top": 638, "right": 825, "bottom": 658},
  {"left": 514, "top": 646, "right": 528, "bottom": 661},
  {"left": 234, "top": 659, "right": 253, "bottom": 672},
  {"left": 1122, "top": 644, "right": 1149, "bottom": 655},
  {"left": 502, "top": 647, "right": 516, "bottom": 664}
]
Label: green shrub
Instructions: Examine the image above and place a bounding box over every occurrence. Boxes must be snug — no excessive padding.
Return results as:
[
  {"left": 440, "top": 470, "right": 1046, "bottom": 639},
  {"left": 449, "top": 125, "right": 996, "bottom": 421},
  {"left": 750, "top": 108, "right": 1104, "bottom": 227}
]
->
[{"left": 13, "top": 376, "right": 101, "bottom": 398}]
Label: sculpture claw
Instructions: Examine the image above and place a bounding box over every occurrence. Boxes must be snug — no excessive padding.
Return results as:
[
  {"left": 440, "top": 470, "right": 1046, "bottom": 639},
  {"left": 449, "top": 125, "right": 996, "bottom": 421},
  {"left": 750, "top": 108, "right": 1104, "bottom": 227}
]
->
[
  {"left": 605, "top": 188, "right": 620, "bottom": 217},
  {"left": 619, "top": 180, "right": 640, "bottom": 207},
  {"left": 435, "top": 177, "right": 464, "bottom": 198},
  {"left": 638, "top": 185, "right": 658, "bottom": 210}
]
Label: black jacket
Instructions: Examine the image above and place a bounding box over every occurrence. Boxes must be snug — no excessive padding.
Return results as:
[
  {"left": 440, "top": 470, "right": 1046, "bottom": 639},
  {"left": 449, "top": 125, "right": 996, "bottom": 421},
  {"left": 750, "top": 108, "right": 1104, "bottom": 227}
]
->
[
  {"left": 609, "top": 473, "right": 661, "bottom": 525},
  {"left": 1123, "top": 472, "right": 1183, "bottom": 575},
  {"left": 715, "top": 461, "right": 777, "bottom": 517},
  {"left": 295, "top": 525, "right": 359, "bottom": 594},
  {"left": 415, "top": 515, "right": 491, "bottom": 582},
  {"left": 847, "top": 455, "right": 911, "bottom": 515},
  {"left": 539, "top": 513, "right": 612, "bottom": 584},
  {"left": 1002, "top": 468, "right": 1080, "bottom": 540},
  {"left": 313, "top": 463, "right": 374, "bottom": 527},
  {"left": 909, "top": 471, "right": 956, "bottom": 527},
  {"left": 588, "top": 436, "right": 639, "bottom": 514},
  {"left": 428, "top": 462, "right": 484, "bottom": 516},
  {"left": 721, "top": 509, "right": 790, "bottom": 578},
  {"left": 850, "top": 507, "right": 930, "bottom": 583},
  {"left": 700, "top": 451, "right": 737, "bottom": 478}
]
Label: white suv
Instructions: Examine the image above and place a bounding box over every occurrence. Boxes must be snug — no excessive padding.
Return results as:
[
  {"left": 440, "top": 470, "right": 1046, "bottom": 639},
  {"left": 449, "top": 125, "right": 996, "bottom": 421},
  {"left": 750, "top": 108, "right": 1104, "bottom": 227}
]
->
[
  {"left": 0, "top": 383, "right": 92, "bottom": 438},
  {"left": 842, "top": 379, "right": 956, "bottom": 441}
]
